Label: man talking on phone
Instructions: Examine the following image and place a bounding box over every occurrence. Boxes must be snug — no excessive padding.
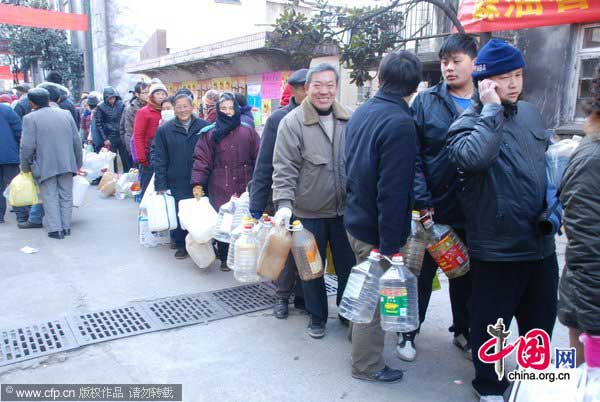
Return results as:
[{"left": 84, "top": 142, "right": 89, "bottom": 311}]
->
[{"left": 447, "top": 39, "right": 559, "bottom": 402}]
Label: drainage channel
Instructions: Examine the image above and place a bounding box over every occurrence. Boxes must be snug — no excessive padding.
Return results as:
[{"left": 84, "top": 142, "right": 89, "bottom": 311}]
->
[{"left": 0, "top": 275, "right": 338, "bottom": 367}]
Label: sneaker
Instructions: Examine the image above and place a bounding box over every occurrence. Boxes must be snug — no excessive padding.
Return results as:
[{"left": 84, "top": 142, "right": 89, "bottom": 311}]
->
[
  {"left": 352, "top": 366, "right": 404, "bottom": 383},
  {"left": 62, "top": 229, "right": 71, "bottom": 236},
  {"left": 453, "top": 334, "right": 472, "bottom": 361},
  {"left": 479, "top": 396, "right": 504, "bottom": 402},
  {"left": 220, "top": 260, "right": 231, "bottom": 272},
  {"left": 396, "top": 338, "right": 417, "bottom": 362},
  {"left": 48, "top": 231, "right": 64, "bottom": 240},
  {"left": 174, "top": 248, "right": 188, "bottom": 259},
  {"left": 18, "top": 221, "right": 43, "bottom": 229},
  {"left": 307, "top": 317, "right": 326, "bottom": 339},
  {"left": 273, "top": 298, "right": 289, "bottom": 319}
]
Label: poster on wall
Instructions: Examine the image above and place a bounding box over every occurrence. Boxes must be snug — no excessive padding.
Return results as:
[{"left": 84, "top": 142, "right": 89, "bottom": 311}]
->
[
  {"left": 280, "top": 71, "right": 291, "bottom": 93},
  {"left": 247, "top": 84, "right": 262, "bottom": 127},
  {"left": 222, "top": 77, "right": 232, "bottom": 92},
  {"left": 261, "top": 71, "right": 282, "bottom": 100},
  {"left": 261, "top": 99, "right": 272, "bottom": 125}
]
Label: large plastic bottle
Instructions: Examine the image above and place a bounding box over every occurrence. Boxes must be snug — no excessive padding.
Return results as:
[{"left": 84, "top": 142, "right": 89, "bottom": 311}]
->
[
  {"left": 233, "top": 222, "right": 261, "bottom": 283},
  {"left": 379, "top": 254, "right": 419, "bottom": 333},
  {"left": 214, "top": 196, "right": 237, "bottom": 243},
  {"left": 290, "top": 220, "right": 324, "bottom": 281},
  {"left": 255, "top": 214, "right": 273, "bottom": 251},
  {"left": 257, "top": 221, "right": 292, "bottom": 280},
  {"left": 339, "top": 249, "right": 384, "bottom": 324},
  {"left": 401, "top": 211, "right": 430, "bottom": 276},
  {"left": 227, "top": 217, "right": 252, "bottom": 270},
  {"left": 231, "top": 192, "right": 250, "bottom": 230},
  {"left": 423, "top": 214, "right": 470, "bottom": 279}
]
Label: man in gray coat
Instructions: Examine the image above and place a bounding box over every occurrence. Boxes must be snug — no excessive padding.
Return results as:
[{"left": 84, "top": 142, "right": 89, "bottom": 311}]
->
[{"left": 20, "top": 88, "right": 83, "bottom": 239}]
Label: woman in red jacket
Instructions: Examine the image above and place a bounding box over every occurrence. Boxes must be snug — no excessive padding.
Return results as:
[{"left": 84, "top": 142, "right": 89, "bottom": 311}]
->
[
  {"left": 192, "top": 92, "right": 260, "bottom": 271},
  {"left": 133, "top": 83, "right": 167, "bottom": 195}
]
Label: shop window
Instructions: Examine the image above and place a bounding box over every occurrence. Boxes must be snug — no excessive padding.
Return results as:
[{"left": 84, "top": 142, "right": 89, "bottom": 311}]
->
[{"left": 573, "top": 24, "right": 600, "bottom": 120}]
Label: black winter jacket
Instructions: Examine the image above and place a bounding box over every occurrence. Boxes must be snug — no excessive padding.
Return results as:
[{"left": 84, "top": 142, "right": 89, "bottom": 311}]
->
[
  {"left": 411, "top": 82, "right": 464, "bottom": 227},
  {"left": 95, "top": 87, "right": 125, "bottom": 143},
  {"left": 344, "top": 89, "right": 416, "bottom": 256},
  {"left": 447, "top": 96, "right": 555, "bottom": 261},
  {"left": 153, "top": 116, "right": 209, "bottom": 200},
  {"left": 249, "top": 97, "right": 299, "bottom": 218},
  {"left": 558, "top": 131, "right": 600, "bottom": 334}
]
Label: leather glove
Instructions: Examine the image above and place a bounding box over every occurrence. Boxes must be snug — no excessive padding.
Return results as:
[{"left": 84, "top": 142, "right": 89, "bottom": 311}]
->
[{"left": 274, "top": 207, "right": 292, "bottom": 227}]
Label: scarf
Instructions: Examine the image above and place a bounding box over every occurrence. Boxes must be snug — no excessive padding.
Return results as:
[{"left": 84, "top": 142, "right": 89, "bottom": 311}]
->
[
  {"left": 212, "top": 105, "right": 241, "bottom": 144},
  {"left": 204, "top": 106, "right": 217, "bottom": 123},
  {"left": 148, "top": 95, "right": 162, "bottom": 111}
]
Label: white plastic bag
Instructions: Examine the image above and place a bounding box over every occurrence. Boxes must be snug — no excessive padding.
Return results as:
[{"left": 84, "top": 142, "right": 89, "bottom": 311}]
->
[
  {"left": 185, "top": 235, "right": 216, "bottom": 269},
  {"left": 146, "top": 193, "right": 178, "bottom": 232},
  {"left": 73, "top": 175, "right": 90, "bottom": 207},
  {"left": 139, "top": 174, "right": 156, "bottom": 211},
  {"left": 179, "top": 197, "right": 218, "bottom": 243},
  {"left": 545, "top": 136, "right": 582, "bottom": 189},
  {"left": 138, "top": 211, "right": 170, "bottom": 247}
]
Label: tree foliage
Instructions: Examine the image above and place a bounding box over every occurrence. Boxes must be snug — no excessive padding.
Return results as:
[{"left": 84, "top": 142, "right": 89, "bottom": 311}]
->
[
  {"left": 0, "top": 0, "right": 83, "bottom": 94},
  {"left": 268, "top": 0, "right": 405, "bottom": 87}
]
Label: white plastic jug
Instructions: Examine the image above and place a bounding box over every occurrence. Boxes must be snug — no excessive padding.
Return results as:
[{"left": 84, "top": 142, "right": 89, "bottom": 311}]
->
[
  {"left": 178, "top": 197, "right": 218, "bottom": 243},
  {"left": 138, "top": 211, "right": 170, "bottom": 247},
  {"left": 72, "top": 175, "right": 90, "bottom": 207},
  {"left": 186, "top": 235, "right": 216, "bottom": 269},
  {"left": 146, "top": 193, "right": 178, "bottom": 232}
]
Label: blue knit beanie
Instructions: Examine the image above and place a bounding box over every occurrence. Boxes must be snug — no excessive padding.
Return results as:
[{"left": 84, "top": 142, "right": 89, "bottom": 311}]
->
[{"left": 472, "top": 39, "right": 525, "bottom": 80}]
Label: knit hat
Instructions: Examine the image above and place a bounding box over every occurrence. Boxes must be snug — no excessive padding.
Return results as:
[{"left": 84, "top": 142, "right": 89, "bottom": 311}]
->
[
  {"left": 472, "top": 39, "right": 525, "bottom": 80},
  {"left": 149, "top": 83, "right": 168, "bottom": 96}
]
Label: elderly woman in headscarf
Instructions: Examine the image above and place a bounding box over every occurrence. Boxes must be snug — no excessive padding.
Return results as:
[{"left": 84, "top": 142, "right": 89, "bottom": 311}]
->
[
  {"left": 191, "top": 92, "right": 260, "bottom": 271},
  {"left": 202, "top": 90, "right": 219, "bottom": 123}
]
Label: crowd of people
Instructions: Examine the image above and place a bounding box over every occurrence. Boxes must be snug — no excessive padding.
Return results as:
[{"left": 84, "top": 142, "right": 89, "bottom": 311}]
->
[{"left": 0, "top": 34, "right": 598, "bottom": 402}]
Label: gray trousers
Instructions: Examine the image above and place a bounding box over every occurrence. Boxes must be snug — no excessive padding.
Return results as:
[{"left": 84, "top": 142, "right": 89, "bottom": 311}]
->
[
  {"left": 347, "top": 232, "right": 389, "bottom": 376},
  {"left": 39, "top": 173, "right": 73, "bottom": 233}
]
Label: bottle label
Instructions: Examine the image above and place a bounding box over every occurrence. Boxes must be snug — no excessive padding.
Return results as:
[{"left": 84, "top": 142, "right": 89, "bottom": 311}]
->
[
  {"left": 427, "top": 235, "right": 467, "bottom": 273},
  {"left": 306, "top": 244, "right": 321, "bottom": 274},
  {"left": 380, "top": 287, "right": 408, "bottom": 317},
  {"left": 344, "top": 275, "right": 366, "bottom": 300},
  {"left": 219, "top": 213, "right": 233, "bottom": 232}
]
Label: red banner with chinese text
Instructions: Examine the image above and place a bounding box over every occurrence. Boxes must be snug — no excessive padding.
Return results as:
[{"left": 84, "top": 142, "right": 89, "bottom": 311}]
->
[
  {"left": 0, "top": 66, "right": 24, "bottom": 82},
  {"left": 457, "top": 0, "right": 600, "bottom": 33},
  {"left": 0, "top": 4, "right": 88, "bottom": 32}
]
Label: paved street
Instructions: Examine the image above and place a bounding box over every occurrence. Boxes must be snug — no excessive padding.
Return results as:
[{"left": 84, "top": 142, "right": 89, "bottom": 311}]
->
[{"left": 0, "top": 190, "right": 569, "bottom": 402}]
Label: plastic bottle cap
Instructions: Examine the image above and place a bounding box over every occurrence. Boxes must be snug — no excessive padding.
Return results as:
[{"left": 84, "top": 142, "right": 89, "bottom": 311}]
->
[
  {"left": 391, "top": 253, "right": 404, "bottom": 263},
  {"left": 262, "top": 214, "right": 268, "bottom": 219},
  {"left": 292, "top": 220, "right": 301, "bottom": 226},
  {"left": 243, "top": 224, "right": 253, "bottom": 229},
  {"left": 264, "top": 216, "right": 271, "bottom": 222}
]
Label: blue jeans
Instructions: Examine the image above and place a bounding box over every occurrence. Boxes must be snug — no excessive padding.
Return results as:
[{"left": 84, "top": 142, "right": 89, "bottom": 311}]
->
[{"left": 28, "top": 203, "right": 45, "bottom": 224}]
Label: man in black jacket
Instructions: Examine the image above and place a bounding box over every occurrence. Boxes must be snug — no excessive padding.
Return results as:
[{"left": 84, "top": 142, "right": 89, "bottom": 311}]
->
[
  {"left": 400, "top": 34, "right": 478, "bottom": 362},
  {"left": 95, "top": 87, "right": 128, "bottom": 172},
  {"left": 344, "top": 51, "right": 421, "bottom": 383},
  {"left": 249, "top": 68, "right": 308, "bottom": 319}
]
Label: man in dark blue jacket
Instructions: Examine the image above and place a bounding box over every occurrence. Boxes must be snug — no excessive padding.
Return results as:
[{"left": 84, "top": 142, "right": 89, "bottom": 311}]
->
[
  {"left": 400, "top": 34, "right": 478, "bottom": 362},
  {"left": 344, "top": 51, "right": 421, "bottom": 383},
  {"left": 447, "top": 39, "right": 558, "bottom": 401},
  {"left": 249, "top": 68, "right": 308, "bottom": 319}
]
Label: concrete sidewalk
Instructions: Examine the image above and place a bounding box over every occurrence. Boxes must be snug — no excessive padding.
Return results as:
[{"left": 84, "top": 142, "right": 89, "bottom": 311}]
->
[{"left": 0, "top": 190, "right": 569, "bottom": 402}]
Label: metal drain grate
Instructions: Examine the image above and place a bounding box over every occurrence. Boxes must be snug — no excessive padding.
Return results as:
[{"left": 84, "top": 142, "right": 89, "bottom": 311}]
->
[
  {"left": 0, "top": 319, "right": 78, "bottom": 367},
  {"left": 324, "top": 274, "right": 338, "bottom": 296},
  {"left": 66, "top": 306, "right": 156, "bottom": 346},
  {"left": 211, "top": 283, "right": 277, "bottom": 315},
  {"left": 139, "top": 294, "right": 231, "bottom": 329}
]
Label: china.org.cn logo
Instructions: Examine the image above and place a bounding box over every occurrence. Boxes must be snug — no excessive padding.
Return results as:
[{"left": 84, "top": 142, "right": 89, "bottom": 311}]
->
[{"left": 477, "top": 319, "right": 574, "bottom": 382}]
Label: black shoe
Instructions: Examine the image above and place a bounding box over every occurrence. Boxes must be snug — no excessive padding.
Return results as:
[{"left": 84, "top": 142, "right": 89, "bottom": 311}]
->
[
  {"left": 352, "top": 366, "right": 404, "bottom": 383},
  {"left": 62, "top": 229, "right": 71, "bottom": 236},
  {"left": 91, "top": 178, "right": 101, "bottom": 185},
  {"left": 18, "top": 221, "right": 43, "bottom": 229},
  {"left": 338, "top": 314, "right": 349, "bottom": 327},
  {"left": 307, "top": 317, "right": 326, "bottom": 339},
  {"left": 174, "top": 248, "right": 188, "bottom": 259},
  {"left": 273, "top": 298, "right": 289, "bottom": 319},
  {"left": 220, "top": 260, "right": 231, "bottom": 272},
  {"left": 48, "top": 231, "right": 64, "bottom": 239}
]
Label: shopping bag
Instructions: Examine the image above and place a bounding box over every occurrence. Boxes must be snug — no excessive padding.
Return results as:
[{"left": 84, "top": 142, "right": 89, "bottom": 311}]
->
[{"left": 8, "top": 172, "right": 39, "bottom": 207}]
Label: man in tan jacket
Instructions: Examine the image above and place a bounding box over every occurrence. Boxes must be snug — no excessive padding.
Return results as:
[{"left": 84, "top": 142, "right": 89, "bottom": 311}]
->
[{"left": 272, "top": 63, "right": 354, "bottom": 339}]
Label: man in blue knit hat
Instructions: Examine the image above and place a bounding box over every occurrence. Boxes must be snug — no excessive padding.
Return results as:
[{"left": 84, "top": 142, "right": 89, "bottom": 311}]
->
[{"left": 447, "top": 39, "right": 559, "bottom": 402}]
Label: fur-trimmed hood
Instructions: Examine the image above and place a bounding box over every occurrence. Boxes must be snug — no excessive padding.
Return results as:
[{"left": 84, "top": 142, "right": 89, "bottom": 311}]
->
[{"left": 301, "top": 98, "right": 351, "bottom": 125}]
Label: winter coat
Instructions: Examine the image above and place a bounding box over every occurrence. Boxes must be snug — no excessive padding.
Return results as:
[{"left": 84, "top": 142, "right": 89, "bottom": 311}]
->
[
  {"left": 447, "top": 96, "right": 555, "bottom": 262},
  {"left": 558, "top": 130, "right": 600, "bottom": 334},
  {"left": 249, "top": 97, "right": 299, "bottom": 218},
  {"left": 0, "top": 103, "right": 22, "bottom": 165},
  {"left": 153, "top": 116, "right": 210, "bottom": 200},
  {"left": 191, "top": 122, "right": 260, "bottom": 210},
  {"left": 133, "top": 105, "right": 162, "bottom": 166},
  {"left": 14, "top": 96, "right": 31, "bottom": 120},
  {"left": 20, "top": 106, "right": 83, "bottom": 183},
  {"left": 344, "top": 90, "right": 417, "bottom": 256},
  {"left": 94, "top": 87, "right": 125, "bottom": 143},
  {"left": 411, "top": 82, "right": 465, "bottom": 227},
  {"left": 90, "top": 109, "right": 104, "bottom": 150},
  {"left": 120, "top": 97, "right": 145, "bottom": 153},
  {"left": 59, "top": 97, "right": 79, "bottom": 127},
  {"left": 272, "top": 99, "right": 351, "bottom": 219},
  {"left": 240, "top": 105, "right": 255, "bottom": 128}
]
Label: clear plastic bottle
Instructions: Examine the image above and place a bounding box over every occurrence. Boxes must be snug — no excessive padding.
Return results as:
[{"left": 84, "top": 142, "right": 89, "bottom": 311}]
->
[
  {"left": 255, "top": 214, "right": 273, "bottom": 251},
  {"left": 290, "top": 220, "right": 324, "bottom": 281},
  {"left": 214, "top": 197, "right": 237, "bottom": 243},
  {"left": 227, "top": 217, "right": 251, "bottom": 270},
  {"left": 231, "top": 192, "right": 250, "bottom": 230},
  {"left": 257, "top": 221, "right": 292, "bottom": 280},
  {"left": 423, "top": 215, "right": 470, "bottom": 279},
  {"left": 339, "top": 249, "right": 384, "bottom": 324},
  {"left": 233, "top": 223, "right": 261, "bottom": 283},
  {"left": 379, "top": 254, "right": 419, "bottom": 333},
  {"left": 401, "top": 211, "right": 430, "bottom": 276}
]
